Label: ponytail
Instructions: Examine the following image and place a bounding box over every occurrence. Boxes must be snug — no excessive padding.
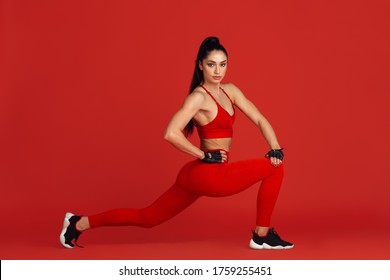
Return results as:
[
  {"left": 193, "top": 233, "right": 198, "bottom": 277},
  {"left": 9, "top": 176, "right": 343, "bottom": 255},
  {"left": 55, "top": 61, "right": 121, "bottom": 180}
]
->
[{"left": 184, "top": 37, "right": 228, "bottom": 137}]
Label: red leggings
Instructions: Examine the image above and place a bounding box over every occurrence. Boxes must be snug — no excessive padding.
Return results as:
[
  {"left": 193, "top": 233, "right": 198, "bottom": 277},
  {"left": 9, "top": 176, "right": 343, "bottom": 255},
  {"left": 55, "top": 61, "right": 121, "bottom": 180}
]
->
[{"left": 88, "top": 157, "right": 284, "bottom": 228}]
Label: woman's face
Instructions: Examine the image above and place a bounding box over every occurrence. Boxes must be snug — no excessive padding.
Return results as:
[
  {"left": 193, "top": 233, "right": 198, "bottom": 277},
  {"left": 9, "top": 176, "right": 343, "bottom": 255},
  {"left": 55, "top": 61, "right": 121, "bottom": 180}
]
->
[{"left": 199, "top": 50, "right": 228, "bottom": 84}]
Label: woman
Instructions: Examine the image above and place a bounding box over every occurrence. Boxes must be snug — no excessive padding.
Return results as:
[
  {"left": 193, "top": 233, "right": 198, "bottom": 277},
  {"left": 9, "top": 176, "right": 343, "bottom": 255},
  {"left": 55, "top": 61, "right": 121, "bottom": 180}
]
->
[{"left": 60, "top": 37, "right": 293, "bottom": 250}]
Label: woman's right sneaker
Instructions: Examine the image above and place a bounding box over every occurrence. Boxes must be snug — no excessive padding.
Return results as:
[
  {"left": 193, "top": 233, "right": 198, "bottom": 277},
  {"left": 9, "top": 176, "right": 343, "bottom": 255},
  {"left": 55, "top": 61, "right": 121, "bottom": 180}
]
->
[
  {"left": 59, "top": 212, "right": 83, "bottom": 248},
  {"left": 249, "top": 228, "right": 294, "bottom": 249}
]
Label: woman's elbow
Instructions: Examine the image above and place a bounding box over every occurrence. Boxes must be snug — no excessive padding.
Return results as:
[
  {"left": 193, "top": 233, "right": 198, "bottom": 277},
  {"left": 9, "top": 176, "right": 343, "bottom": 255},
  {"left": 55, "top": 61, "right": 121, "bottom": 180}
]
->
[
  {"left": 164, "top": 130, "right": 172, "bottom": 141},
  {"left": 164, "top": 130, "right": 178, "bottom": 143}
]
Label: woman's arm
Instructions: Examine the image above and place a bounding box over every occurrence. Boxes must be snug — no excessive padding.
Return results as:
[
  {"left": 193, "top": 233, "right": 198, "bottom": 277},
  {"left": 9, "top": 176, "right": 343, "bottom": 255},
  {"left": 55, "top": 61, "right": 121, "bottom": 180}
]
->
[
  {"left": 227, "top": 83, "right": 281, "bottom": 149},
  {"left": 225, "top": 83, "right": 283, "bottom": 166},
  {"left": 164, "top": 91, "right": 206, "bottom": 160}
]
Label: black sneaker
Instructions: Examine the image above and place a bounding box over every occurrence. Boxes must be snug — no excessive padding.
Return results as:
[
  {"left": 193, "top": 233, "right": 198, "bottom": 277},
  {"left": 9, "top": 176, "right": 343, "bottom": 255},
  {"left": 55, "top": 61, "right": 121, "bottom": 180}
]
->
[
  {"left": 59, "top": 212, "right": 83, "bottom": 248},
  {"left": 249, "top": 228, "right": 294, "bottom": 249}
]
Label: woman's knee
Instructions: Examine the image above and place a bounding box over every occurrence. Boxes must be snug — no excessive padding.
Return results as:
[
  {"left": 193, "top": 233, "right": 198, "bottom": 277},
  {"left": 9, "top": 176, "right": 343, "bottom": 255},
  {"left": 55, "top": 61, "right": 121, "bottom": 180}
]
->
[
  {"left": 275, "top": 161, "right": 284, "bottom": 171},
  {"left": 266, "top": 161, "right": 284, "bottom": 177}
]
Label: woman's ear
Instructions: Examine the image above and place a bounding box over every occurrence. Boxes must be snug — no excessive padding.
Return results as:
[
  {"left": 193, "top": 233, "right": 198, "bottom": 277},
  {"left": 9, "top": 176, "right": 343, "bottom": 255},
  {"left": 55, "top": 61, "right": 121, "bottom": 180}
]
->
[{"left": 198, "top": 60, "right": 203, "bottom": 71}]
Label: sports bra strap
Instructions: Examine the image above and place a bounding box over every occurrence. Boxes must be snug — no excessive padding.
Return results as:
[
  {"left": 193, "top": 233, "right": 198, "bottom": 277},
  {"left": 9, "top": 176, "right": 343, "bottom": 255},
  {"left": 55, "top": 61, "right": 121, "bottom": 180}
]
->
[
  {"left": 220, "top": 87, "right": 234, "bottom": 105},
  {"left": 200, "top": 85, "right": 217, "bottom": 103}
]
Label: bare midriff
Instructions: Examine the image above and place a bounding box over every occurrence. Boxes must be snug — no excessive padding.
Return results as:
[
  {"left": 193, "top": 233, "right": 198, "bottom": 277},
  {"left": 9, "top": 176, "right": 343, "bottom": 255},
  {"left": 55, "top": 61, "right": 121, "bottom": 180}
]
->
[{"left": 200, "top": 137, "right": 232, "bottom": 152}]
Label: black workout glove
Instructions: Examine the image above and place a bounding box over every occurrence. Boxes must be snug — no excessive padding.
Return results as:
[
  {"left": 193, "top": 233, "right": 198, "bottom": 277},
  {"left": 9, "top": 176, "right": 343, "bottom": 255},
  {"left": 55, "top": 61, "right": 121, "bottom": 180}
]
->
[
  {"left": 265, "top": 148, "right": 284, "bottom": 160},
  {"left": 202, "top": 151, "right": 223, "bottom": 163}
]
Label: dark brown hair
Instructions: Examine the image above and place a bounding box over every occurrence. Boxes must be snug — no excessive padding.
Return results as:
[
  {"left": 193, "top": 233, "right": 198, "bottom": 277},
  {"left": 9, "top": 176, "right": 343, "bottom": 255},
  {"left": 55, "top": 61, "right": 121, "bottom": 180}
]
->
[{"left": 184, "top": 36, "right": 228, "bottom": 137}]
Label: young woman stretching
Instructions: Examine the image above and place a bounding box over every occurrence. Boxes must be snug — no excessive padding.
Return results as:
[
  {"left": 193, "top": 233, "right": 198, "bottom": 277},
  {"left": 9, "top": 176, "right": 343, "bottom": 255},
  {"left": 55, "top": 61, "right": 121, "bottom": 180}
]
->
[{"left": 60, "top": 37, "right": 293, "bottom": 250}]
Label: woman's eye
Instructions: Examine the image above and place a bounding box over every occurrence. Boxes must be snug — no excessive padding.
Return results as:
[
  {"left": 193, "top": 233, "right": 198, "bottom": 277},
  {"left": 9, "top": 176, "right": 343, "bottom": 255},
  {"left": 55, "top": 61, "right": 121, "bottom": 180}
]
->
[
  {"left": 207, "top": 63, "right": 214, "bottom": 67},
  {"left": 221, "top": 63, "right": 226, "bottom": 67}
]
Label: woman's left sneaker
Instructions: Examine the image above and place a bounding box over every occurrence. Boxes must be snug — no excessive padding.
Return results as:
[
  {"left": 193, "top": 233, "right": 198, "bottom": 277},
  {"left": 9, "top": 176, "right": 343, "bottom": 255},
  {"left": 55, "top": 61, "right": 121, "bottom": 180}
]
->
[
  {"left": 249, "top": 228, "right": 294, "bottom": 249},
  {"left": 59, "top": 212, "right": 83, "bottom": 248}
]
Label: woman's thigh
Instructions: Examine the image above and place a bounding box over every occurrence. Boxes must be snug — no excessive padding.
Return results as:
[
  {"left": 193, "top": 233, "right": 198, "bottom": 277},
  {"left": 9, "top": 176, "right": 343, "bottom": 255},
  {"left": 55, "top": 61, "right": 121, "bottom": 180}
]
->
[{"left": 176, "top": 158, "right": 283, "bottom": 197}]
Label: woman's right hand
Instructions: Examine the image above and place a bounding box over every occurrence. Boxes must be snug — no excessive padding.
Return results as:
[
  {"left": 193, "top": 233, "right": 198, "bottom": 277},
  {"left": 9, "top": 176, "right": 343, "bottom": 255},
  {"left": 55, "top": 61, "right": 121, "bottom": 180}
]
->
[{"left": 202, "top": 150, "right": 228, "bottom": 163}]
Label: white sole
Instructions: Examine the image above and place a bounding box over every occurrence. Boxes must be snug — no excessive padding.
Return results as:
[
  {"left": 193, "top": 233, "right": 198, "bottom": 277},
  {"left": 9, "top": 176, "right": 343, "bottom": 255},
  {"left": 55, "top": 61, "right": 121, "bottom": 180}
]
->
[
  {"left": 59, "top": 212, "right": 75, "bottom": 249},
  {"left": 249, "top": 239, "right": 294, "bottom": 250}
]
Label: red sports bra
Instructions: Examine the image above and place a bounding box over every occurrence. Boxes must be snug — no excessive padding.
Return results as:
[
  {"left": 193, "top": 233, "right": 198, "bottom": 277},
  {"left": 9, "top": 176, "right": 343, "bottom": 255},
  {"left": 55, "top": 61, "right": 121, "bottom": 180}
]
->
[{"left": 194, "top": 85, "right": 235, "bottom": 139}]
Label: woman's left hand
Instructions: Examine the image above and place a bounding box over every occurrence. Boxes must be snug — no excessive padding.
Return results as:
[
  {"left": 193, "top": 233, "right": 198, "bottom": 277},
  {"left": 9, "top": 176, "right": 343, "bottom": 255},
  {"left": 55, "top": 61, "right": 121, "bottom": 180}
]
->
[
  {"left": 269, "top": 157, "right": 283, "bottom": 167},
  {"left": 265, "top": 148, "right": 284, "bottom": 167}
]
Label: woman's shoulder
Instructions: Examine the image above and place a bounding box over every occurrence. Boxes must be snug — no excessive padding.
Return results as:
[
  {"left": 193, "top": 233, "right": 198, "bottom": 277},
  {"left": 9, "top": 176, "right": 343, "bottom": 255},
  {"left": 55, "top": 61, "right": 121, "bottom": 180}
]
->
[
  {"left": 189, "top": 86, "right": 211, "bottom": 100},
  {"left": 220, "top": 83, "right": 242, "bottom": 101},
  {"left": 221, "top": 82, "right": 241, "bottom": 93},
  {"left": 185, "top": 87, "right": 207, "bottom": 105}
]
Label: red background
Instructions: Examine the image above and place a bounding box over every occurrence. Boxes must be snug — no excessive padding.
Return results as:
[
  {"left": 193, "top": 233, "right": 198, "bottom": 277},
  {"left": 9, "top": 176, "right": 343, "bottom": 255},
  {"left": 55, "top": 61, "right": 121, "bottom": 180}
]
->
[{"left": 1, "top": 0, "right": 389, "bottom": 259}]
